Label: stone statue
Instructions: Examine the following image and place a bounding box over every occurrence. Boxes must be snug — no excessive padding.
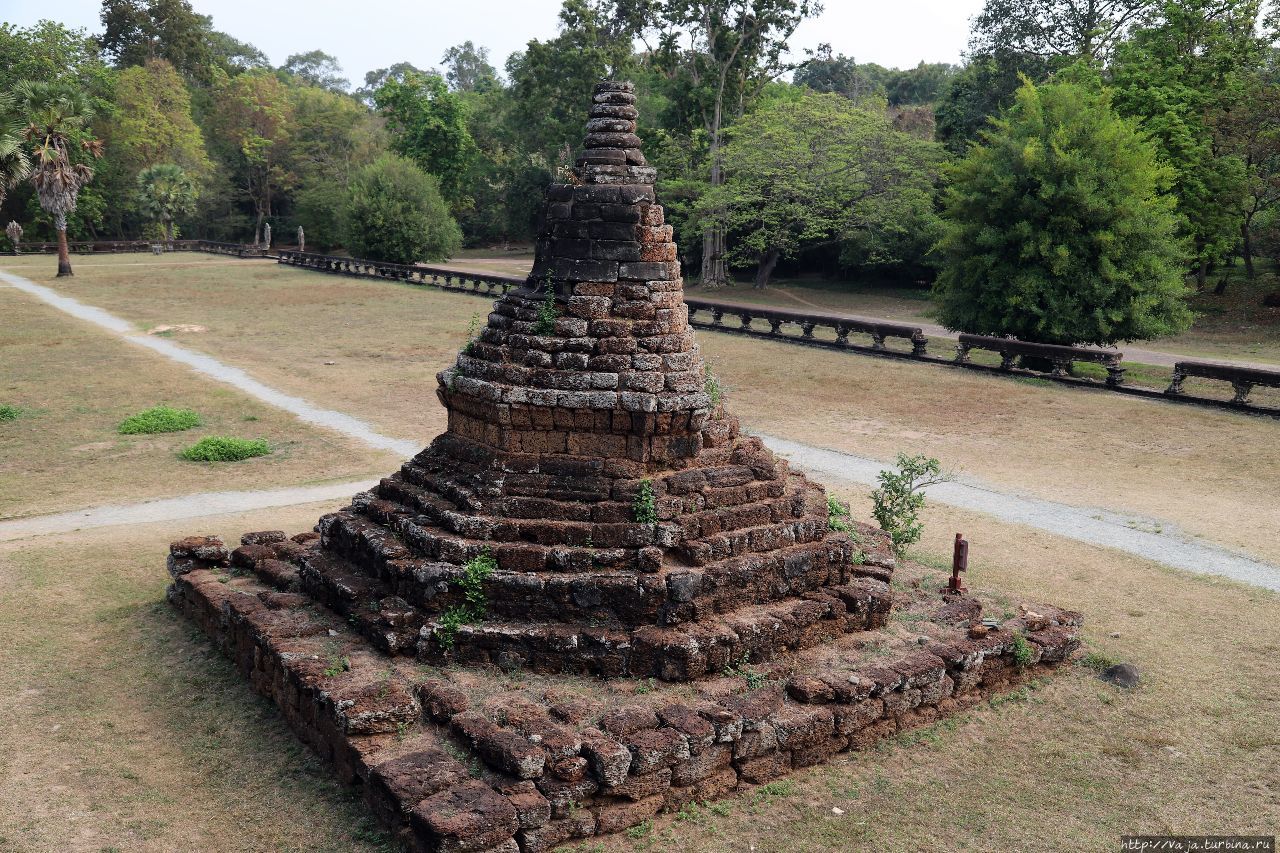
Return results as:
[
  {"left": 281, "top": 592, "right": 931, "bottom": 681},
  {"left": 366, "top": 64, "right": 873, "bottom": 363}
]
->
[
  {"left": 263, "top": 222, "right": 272, "bottom": 249},
  {"left": 297, "top": 225, "right": 305, "bottom": 254},
  {"left": 5, "top": 221, "right": 21, "bottom": 254}
]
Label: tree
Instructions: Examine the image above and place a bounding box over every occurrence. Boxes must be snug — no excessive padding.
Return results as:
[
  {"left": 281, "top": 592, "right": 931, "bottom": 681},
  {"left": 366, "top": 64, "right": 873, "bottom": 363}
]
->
[
  {"left": 442, "top": 41, "right": 500, "bottom": 92},
  {"left": 1111, "top": 0, "right": 1265, "bottom": 289},
  {"left": 700, "top": 90, "right": 942, "bottom": 288},
  {"left": 374, "top": 71, "right": 477, "bottom": 206},
  {"left": 206, "top": 69, "right": 296, "bottom": 244},
  {"left": 0, "top": 93, "right": 31, "bottom": 208},
  {"left": 99, "top": 0, "right": 212, "bottom": 79},
  {"left": 16, "top": 81, "right": 105, "bottom": 276},
  {"left": 282, "top": 50, "right": 350, "bottom": 92},
  {"left": 635, "top": 0, "right": 821, "bottom": 288},
  {"left": 970, "top": 0, "right": 1155, "bottom": 62},
  {"left": 136, "top": 163, "right": 198, "bottom": 240},
  {"left": 934, "top": 78, "right": 1191, "bottom": 346},
  {"left": 356, "top": 62, "right": 425, "bottom": 104},
  {"left": 793, "top": 44, "right": 887, "bottom": 102},
  {"left": 340, "top": 154, "right": 461, "bottom": 264},
  {"left": 1214, "top": 70, "right": 1280, "bottom": 280}
]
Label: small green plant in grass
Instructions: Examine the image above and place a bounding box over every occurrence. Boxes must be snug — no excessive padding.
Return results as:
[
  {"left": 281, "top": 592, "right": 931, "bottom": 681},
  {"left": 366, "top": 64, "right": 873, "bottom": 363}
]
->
[
  {"left": 633, "top": 479, "right": 658, "bottom": 525},
  {"left": 1080, "top": 650, "right": 1117, "bottom": 672},
  {"left": 118, "top": 405, "right": 200, "bottom": 434},
  {"left": 434, "top": 549, "right": 497, "bottom": 648},
  {"left": 0, "top": 404, "right": 21, "bottom": 422},
  {"left": 625, "top": 819, "right": 653, "bottom": 839},
  {"left": 870, "top": 452, "right": 952, "bottom": 555},
  {"left": 535, "top": 284, "right": 558, "bottom": 335},
  {"left": 180, "top": 436, "right": 270, "bottom": 462},
  {"left": 752, "top": 779, "right": 795, "bottom": 804},
  {"left": 722, "top": 652, "right": 767, "bottom": 689},
  {"left": 1010, "top": 632, "right": 1035, "bottom": 668},
  {"left": 322, "top": 653, "right": 350, "bottom": 678},
  {"left": 827, "top": 494, "right": 854, "bottom": 533},
  {"left": 704, "top": 366, "right": 723, "bottom": 406}
]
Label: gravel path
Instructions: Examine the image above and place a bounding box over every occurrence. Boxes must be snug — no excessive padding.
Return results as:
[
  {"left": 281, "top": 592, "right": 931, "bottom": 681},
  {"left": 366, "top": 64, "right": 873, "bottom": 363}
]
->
[
  {"left": 0, "top": 480, "right": 378, "bottom": 542},
  {"left": 6, "top": 267, "right": 1278, "bottom": 590},
  {"left": 760, "top": 433, "right": 1280, "bottom": 592},
  {"left": 0, "top": 269, "right": 419, "bottom": 457}
]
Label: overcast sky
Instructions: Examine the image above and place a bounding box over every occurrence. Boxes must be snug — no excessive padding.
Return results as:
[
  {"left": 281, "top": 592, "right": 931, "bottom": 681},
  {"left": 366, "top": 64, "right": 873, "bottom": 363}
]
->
[{"left": 0, "top": 0, "right": 986, "bottom": 86}]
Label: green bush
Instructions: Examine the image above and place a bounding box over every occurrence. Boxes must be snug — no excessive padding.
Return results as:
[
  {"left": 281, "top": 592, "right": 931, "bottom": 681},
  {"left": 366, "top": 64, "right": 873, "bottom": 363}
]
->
[
  {"left": 118, "top": 405, "right": 201, "bottom": 434},
  {"left": 341, "top": 153, "right": 462, "bottom": 264},
  {"left": 0, "top": 404, "right": 21, "bottom": 422},
  {"left": 180, "top": 436, "right": 271, "bottom": 462},
  {"left": 633, "top": 479, "right": 658, "bottom": 525},
  {"left": 870, "top": 453, "right": 952, "bottom": 555},
  {"left": 934, "top": 76, "right": 1191, "bottom": 346}
]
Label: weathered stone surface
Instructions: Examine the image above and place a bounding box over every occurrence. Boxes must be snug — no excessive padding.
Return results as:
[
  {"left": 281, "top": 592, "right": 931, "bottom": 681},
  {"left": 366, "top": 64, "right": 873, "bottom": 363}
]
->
[{"left": 411, "top": 781, "right": 519, "bottom": 852}]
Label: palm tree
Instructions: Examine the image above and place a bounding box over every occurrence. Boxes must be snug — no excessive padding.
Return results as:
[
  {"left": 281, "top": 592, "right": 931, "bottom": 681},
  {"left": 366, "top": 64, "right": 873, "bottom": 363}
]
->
[
  {"left": 0, "top": 92, "right": 31, "bottom": 208},
  {"left": 136, "top": 163, "right": 199, "bottom": 243},
  {"left": 15, "top": 81, "right": 104, "bottom": 277}
]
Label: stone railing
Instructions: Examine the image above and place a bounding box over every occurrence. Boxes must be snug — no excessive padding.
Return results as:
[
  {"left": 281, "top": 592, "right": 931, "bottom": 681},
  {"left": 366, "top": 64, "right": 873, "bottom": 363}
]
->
[
  {"left": 276, "top": 250, "right": 521, "bottom": 296},
  {"left": 1166, "top": 360, "right": 1280, "bottom": 406},
  {"left": 955, "top": 333, "right": 1126, "bottom": 386},
  {"left": 684, "top": 299, "right": 929, "bottom": 356},
  {"left": 194, "top": 240, "right": 269, "bottom": 258},
  {"left": 10, "top": 238, "right": 270, "bottom": 257}
]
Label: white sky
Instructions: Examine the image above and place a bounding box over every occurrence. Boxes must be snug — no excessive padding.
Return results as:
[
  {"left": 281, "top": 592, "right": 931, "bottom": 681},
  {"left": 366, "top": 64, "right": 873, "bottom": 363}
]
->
[{"left": 0, "top": 0, "right": 984, "bottom": 86}]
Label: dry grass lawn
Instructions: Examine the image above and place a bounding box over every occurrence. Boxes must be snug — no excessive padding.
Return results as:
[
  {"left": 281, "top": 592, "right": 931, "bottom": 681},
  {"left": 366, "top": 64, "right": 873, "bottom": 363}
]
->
[{"left": 0, "top": 280, "right": 398, "bottom": 519}]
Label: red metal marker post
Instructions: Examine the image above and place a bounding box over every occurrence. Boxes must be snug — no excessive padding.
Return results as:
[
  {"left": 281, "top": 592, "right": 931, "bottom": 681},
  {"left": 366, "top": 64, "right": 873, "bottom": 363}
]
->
[{"left": 948, "top": 533, "right": 969, "bottom": 594}]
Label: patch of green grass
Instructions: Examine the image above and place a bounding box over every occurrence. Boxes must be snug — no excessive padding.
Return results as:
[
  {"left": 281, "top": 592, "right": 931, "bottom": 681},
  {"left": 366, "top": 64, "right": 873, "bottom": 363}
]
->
[
  {"left": 118, "top": 405, "right": 201, "bottom": 435},
  {"left": 1015, "top": 376, "right": 1053, "bottom": 388},
  {"left": 179, "top": 436, "right": 271, "bottom": 462},
  {"left": 0, "top": 403, "right": 22, "bottom": 422},
  {"left": 1080, "top": 650, "right": 1118, "bottom": 673}
]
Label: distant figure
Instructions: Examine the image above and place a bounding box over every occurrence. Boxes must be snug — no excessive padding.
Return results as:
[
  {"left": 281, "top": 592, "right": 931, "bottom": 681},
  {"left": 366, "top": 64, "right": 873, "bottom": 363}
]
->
[
  {"left": 297, "top": 225, "right": 305, "bottom": 254},
  {"left": 263, "top": 222, "right": 272, "bottom": 249}
]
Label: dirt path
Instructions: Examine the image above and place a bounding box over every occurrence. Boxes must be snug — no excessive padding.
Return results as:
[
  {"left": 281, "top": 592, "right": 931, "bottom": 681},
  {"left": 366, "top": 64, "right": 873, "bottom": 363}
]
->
[{"left": 0, "top": 269, "right": 419, "bottom": 457}]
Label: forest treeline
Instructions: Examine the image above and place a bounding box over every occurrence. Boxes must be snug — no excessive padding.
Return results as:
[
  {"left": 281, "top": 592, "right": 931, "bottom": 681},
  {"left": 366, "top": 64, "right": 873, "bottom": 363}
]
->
[{"left": 2, "top": 0, "right": 1278, "bottom": 301}]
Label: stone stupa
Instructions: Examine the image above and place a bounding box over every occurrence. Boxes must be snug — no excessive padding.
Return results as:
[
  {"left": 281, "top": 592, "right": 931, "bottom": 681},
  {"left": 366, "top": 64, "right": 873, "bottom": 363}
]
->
[{"left": 166, "top": 81, "right": 1080, "bottom": 853}]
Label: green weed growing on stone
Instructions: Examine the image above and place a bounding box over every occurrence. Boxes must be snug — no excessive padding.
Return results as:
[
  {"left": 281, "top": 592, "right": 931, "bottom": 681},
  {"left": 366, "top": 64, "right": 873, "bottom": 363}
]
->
[
  {"left": 435, "top": 549, "right": 497, "bottom": 648},
  {"left": 633, "top": 479, "right": 658, "bottom": 525},
  {"left": 704, "top": 366, "right": 723, "bottom": 406},
  {"left": 870, "top": 452, "right": 952, "bottom": 555},
  {"left": 1011, "top": 632, "right": 1035, "bottom": 668},
  {"left": 180, "top": 436, "right": 270, "bottom": 462},
  {"left": 118, "top": 405, "right": 200, "bottom": 434},
  {"left": 535, "top": 283, "right": 558, "bottom": 335},
  {"left": 463, "top": 312, "right": 481, "bottom": 355},
  {"left": 827, "top": 494, "right": 854, "bottom": 533}
]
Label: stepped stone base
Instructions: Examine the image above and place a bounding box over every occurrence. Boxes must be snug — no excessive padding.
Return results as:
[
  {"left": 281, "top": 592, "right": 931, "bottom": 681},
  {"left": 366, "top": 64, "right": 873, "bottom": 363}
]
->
[{"left": 167, "top": 522, "right": 1081, "bottom": 853}]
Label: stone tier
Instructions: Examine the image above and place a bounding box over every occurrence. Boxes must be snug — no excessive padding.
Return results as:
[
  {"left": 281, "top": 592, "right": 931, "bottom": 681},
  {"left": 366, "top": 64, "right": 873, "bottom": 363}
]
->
[{"left": 166, "top": 526, "right": 1082, "bottom": 853}]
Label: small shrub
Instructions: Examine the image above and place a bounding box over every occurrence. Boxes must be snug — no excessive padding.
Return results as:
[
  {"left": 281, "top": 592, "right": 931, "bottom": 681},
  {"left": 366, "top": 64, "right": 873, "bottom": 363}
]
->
[
  {"left": 827, "top": 494, "right": 853, "bottom": 533},
  {"left": 0, "top": 404, "right": 21, "bottom": 422},
  {"left": 704, "top": 367, "right": 723, "bottom": 406},
  {"left": 633, "top": 479, "right": 658, "bottom": 525},
  {"left": 870, "top": 452, "right": 952, "bottom": 555},
  {"left": 180, "top": 436, "right": 271, "bottom": 462},
  {"left": 118, "top": 405, "right": 201, "bottom": 435},
  {"left": 535, "top": 286, "right": 558, "bottom": 335}
]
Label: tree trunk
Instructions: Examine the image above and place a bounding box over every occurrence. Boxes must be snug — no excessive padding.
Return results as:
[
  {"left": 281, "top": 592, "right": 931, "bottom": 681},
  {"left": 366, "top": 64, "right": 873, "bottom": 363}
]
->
[
  {"left": 753, "top": 248, "right": 780, "bottom": 289},
  {"left": 254, "top": 209, "right": 265, "bottom": 247},
  {"left": 699, "top": 93, "right": 730, "bottom": 290},
  {"left": 1241, "top": 220, "right": 1255, "bottom": 279},
  {"left": 1196, "top": 257, "right": 1207, "bottom": 291},
  {"left": 55, "top": 227, "right": 72, "bottom": 277},
  {"left": 1214, "top": 270, "right": 1230, "bottom": 295}
]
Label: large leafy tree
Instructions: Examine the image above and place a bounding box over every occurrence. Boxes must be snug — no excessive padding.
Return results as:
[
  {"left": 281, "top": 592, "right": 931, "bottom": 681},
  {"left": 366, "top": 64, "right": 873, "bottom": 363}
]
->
[
  {"left": 341, "top": 153, "right": 462, "bottom": 264},
  {"left": 374, "top": 71, "right": 477, "bottom": 206},
  {"left": 206, "top": 69, "right": 296, "bottom": 244},
  {"left": 442, "top": 41, "right": 500, "bottom": 93},
  {"left": 1214, "top": 69, "right": 1280, "bottom": 281},
  {"left": 633, "top": 0, "right": 821, "bottom": 288},
  {"left": 935, "top": 77, "right": 1191, "bottom": 346},
  {"left": 135, "top": 162, "right": 198, "bottom": 241},
  {"left": 969, "top": 0, "right": 1155, "bottom": 62},
  {"left": 1111, "top": 0, "right": 1265, "bottom": 289},
  {"left": 0, "top": 93, "right": 31, "bottom": 208},
  {"left": 16, "top": 81, "right": 105, "bottom": 277},
  {"left": 282, "top": 50, "right": 350, "bottom": 93},
  {"left": 700, "top": 90, "right": 942, "bottom": 288}
]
